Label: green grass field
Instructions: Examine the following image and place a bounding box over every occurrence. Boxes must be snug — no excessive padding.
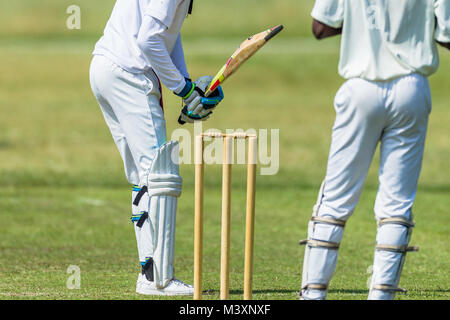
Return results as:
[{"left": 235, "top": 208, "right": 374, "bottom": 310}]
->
[{"left": 0, "top": 0, "right": 449, "bottom": 300}]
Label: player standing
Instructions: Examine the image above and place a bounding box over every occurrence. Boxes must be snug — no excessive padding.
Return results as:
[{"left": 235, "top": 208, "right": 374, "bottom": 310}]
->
[
  {"left": 89, "top": 0, "right": 224, "bottom": 295},
  {"left": 300, "top": 0, "right": 449, "bottom": 300}
]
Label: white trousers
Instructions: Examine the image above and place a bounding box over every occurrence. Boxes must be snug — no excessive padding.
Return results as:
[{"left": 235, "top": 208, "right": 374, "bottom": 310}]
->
[
  {"left": 321, "top": 73, "right": 430, "bottom": 220},
  {"left": 90, "top": 55, "right": 170, "bottom": 274},
  {"left": 89, "top": 54, "right": 167, "bottom": 186},
  {"left": 301, "top": 73, "right": 430, "bottom": 300}
]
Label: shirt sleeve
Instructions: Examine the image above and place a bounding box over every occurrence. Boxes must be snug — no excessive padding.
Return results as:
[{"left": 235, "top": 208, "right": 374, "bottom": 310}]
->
[
  {"left": 146, "top": 0, "right": 181, "bottom": 29},
  {"left": 435, "top": 0, "right": 450, "bottom": 43},
  {"left": 136, "top": 15, "right": 186, "bottom": 94},
  {"left": 170, "top": 33, "right": 190, "bottom": 79},
  {"left": 311, "top": 0, "right": 344, "bottom": 29}
]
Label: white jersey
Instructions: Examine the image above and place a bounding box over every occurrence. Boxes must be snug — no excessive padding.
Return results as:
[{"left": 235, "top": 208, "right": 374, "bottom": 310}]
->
[
  {"left": 93, "top": 0, "right": 191, "bottom": 93},
  {"left": 311, "top": 0, "right": 450, "bottom": 81}
]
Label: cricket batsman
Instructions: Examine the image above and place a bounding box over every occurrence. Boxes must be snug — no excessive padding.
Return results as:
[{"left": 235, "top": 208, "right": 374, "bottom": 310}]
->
[
  {"left": 89, "top": 0, "right": 224, "bottom": 295},
  {"left": 300, "top": 0, "right": 449, "bottom": 300}
]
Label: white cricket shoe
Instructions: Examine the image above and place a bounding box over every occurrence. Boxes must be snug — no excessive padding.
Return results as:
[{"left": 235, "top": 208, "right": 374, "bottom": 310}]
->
[
  {"left": 136, "top": 273, "right": 144, "bottom": 292},
  {"left": 136, "top": 277, "right": 194, "bottom": 296}
]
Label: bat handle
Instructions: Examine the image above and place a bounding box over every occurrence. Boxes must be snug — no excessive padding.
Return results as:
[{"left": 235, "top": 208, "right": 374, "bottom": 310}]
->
[
  {"left": 178, "top": 105, "right": 189, "bottom": 125},
  {"left": 204, "top": 89, "right": 212, "bottom": 98}
]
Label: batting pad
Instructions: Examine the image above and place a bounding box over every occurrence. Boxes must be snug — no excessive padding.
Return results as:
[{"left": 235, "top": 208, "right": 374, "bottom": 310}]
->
[
  {"left": 147, "top": 141, "right": 182, "bottom": 289},
  {"left": 300, "top": 181, "right": 346, "bottom": 300},
  {"left": 368, "top": 217, "right": 418, "bottom": 300}
]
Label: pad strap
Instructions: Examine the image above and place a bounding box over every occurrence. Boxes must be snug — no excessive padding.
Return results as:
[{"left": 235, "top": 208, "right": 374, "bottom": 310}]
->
[
  {"left": 142, "top": 257, "right": 154, "bottom": 282},
  {"left": 299, "top": 216, "right": 344, "bottom": 249},
  {"left": 378, "top": 217, "right": 415, "bottom": 228},
  {"left": 299, "top": 284, "right": 328, "bottom": 299},
  {"left": 372, "top": 284, "right": 407, "bottom": 293},
  {"left": 302, "top": 284, "right": 328, "bottom": 290},
  {"left": 376, "top": 244, "right": 419, "bottom": 253},
  {"left": 131, "top": 211, "right": 149, "bottom": 228},
  {"left": 311, "top": 216, "right": 346, "bottom": 227},
  {"left": 133, "top": 186, "right": 148, "bottom": 206},
  {"left": 299, "top": 239, "right": 340, "bottom": 250},
  {"left": 136, "top": 211, "right": 149, "bottom": 228}
]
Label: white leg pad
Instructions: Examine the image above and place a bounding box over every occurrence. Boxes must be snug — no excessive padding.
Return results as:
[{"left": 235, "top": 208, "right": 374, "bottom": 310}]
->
[
  {"left": 368, "top": 218, "right": 418, "bottom": 300},
  {"left": 300, "top": 181, "right": 346, "bottom": 300},
  {"left": 147, "top": 141, "right": 182, "bottom": 289}
]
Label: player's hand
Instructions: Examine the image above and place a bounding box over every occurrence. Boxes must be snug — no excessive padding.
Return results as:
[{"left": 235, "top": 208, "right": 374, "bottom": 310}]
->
[{"left": 176, "top": 76, "right": 224, "bottom": 124}]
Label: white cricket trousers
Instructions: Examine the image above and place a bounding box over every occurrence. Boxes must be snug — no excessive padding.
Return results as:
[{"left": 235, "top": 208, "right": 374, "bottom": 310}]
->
[
  {"left": 90, "top": 55, "right": 172, "bottom": 270},
  {"left": 89, "top": 54, "right": 167, "bottom": 186},
  {"left": 301, "top": 73, "right": 431, "bottom": 300}
]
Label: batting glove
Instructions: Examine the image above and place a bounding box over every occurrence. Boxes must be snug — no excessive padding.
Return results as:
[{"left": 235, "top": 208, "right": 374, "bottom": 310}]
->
[{"left": 176, "top": 76, "right": 224, "bottom": 124}]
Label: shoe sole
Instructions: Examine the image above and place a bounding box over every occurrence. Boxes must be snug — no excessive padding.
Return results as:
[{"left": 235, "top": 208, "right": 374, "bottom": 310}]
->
[{"left": 136, "top": 288, "right": 193, "bottom": 296}]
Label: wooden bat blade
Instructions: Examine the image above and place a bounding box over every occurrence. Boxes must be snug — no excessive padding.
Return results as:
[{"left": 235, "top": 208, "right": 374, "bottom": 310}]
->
[{"left": 205, "top": 25, "right": 283, "bottom": 96}]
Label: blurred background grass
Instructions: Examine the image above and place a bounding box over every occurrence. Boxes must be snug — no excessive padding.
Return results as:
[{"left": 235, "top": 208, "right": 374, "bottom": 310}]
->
[{"left": 0, "top": 0, "right": 448, "bottom": 300}]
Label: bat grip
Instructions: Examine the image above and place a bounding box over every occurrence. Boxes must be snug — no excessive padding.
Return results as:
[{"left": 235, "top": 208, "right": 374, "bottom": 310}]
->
[
  {"left": 264, "top": 24, "right": 284, "bottom": 41},
  {"left": 178, "top": 116, "right": 186, "bottom": 125},
  {"left": 204, "top": 90, "right": 212, "bottom": 98}
]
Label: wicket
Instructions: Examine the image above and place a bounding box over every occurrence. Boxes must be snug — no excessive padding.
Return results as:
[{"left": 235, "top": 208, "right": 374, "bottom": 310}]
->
[{"left": 194, "top": 132, "right": 257, "bottom": 300}]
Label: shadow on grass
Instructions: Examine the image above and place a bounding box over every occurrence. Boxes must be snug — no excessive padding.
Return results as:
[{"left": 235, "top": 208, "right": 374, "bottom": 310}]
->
[
  {"left": 202, "top": 288, "right": 450, "bottom": 296},
  {"left": 202, "top": 289, "right": 300, "bottom": 296},
  {"left": 328, "top": 289, "right": 368, "bottom": 294},
  {"left": 409, "top": 289, "right": 450, "bottom": 293}
]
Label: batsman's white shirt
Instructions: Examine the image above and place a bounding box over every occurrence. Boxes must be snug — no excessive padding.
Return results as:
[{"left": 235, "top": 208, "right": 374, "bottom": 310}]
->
[
  {"left": 312, "top": 0, "right": 450, "bottom": 80},
  {"left": 93, "top": 0, "right": 191, "bottom": 93}
]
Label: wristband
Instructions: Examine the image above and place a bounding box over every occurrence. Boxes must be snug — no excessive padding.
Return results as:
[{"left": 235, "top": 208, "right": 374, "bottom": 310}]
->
[{"left": 175, "top": 79, "right": 195, "bottom": 98}]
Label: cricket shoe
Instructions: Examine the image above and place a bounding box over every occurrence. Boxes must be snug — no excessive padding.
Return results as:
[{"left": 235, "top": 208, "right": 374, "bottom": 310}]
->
[
  {"left": 136, "top": 273, "right": 144, "bottom": 292},
  {"left": 136, "top": 277, "right": 194, "bottom": 296}
]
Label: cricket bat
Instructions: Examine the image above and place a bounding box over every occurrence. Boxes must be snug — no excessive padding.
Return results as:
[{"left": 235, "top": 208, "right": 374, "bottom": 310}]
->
[
  {"left": 178, "top": 25, "right": 284, "bottom": 124},
  {"left": 204, "top": 24, "right": 284, "bottom": 97}
]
